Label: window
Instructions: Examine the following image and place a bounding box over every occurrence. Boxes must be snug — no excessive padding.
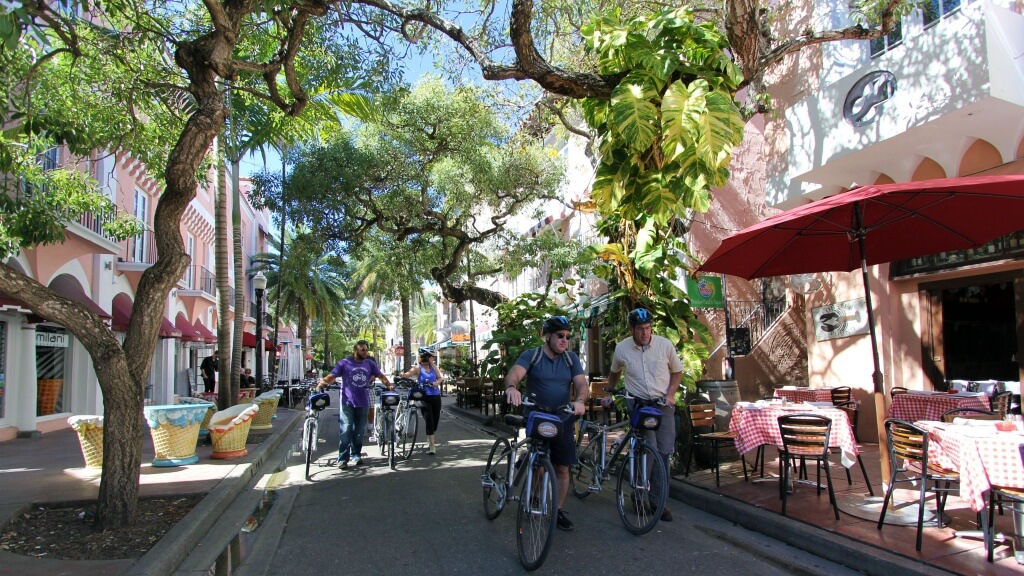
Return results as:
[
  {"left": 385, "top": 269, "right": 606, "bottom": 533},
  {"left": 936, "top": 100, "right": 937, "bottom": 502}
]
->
[
  {"left": 923, "top": 0, "right": 960, "bottom": 27},
  {"left": 131, "top": 189, "right": 147, "bottom": 262},
  {"left": 185, "top": 234, "right": 195, "bottom": 288},
  {"left": 870, "top": 21, "right": 903, "bottom": 57}
]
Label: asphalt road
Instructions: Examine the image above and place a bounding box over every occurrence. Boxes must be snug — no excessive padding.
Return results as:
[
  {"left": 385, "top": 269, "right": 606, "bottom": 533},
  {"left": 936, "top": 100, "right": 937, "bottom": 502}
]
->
[{"left": 256, "top": 399, "right": 864, "bottom": 576}]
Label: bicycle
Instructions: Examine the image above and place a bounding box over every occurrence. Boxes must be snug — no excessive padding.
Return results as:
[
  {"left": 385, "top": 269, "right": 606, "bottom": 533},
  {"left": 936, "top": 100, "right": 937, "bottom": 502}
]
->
[
  {"left": 393, "top": 377, "right": 423, "bottom": 460},
  {"left": 300, "top": 387, "right": 331, "bottom": 480},
  {"left": 569, "top": 390, "right": 668, "bottom": 535},
  {"left": 371, "top": 384, "right": 401, "bottom": 469},
  {"left": 480, "top": 395, "right": 571, "bottom": 571}
]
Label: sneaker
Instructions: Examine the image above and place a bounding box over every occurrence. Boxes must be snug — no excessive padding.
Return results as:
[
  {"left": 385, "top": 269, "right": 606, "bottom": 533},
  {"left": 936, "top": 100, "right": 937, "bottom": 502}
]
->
[
  {"left": 428, "top": 444, "right": 437, "bottom": 455},
  {"left": 556, "top": 509, "right": 574, "bottom": 531},
  {"left": 352, "top": 458, "right": 365, "bottom": 466},
  {"left": 339, "top": 460, "right": 349, "bottom": 469},
  {"left": 660, "top": 508, "right": 673, "bottom": 522},
  {"left": 368, "top": 434, "right": 377, "bottom": 443}
]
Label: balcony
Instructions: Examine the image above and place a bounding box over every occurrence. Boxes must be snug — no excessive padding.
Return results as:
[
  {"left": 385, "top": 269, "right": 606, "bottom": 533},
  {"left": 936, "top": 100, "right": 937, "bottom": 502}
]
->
[{"left": 178, "top": 265, "right": 216, "bottom": 301}]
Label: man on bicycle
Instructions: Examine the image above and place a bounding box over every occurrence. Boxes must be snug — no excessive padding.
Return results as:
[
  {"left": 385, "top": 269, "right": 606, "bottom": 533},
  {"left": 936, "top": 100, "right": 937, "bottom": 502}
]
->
[
  {"left": 505, "top": 315, "right": 588, "bottom": 531},
  {"left": 606, "top": 307, "right": 683, "bottom": 522},
  {"left": 317, "top": 339, "right": 392, "bottom": 468}
]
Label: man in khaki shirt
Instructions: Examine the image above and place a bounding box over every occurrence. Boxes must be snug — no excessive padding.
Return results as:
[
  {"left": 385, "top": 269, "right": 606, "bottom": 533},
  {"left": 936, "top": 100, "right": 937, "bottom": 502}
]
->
[{"left": 607, "top": 307, "right": 684, "bottom": 521}]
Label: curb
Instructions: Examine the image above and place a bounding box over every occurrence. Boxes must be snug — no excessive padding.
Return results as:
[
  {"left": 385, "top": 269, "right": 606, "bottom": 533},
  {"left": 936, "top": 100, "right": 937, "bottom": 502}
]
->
[
  {"left": 449, "top": 404, "right": 953, "bottom": 576},
  {"left": 124, "top": 410, "right": 302, "bottom": 576}
]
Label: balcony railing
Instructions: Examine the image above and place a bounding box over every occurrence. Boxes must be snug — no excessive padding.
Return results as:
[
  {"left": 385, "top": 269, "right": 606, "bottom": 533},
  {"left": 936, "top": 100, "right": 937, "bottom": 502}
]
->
[
  {"left": 181, "top": 265, "right": 216, "bottom": 296},
  {"left": 120, "top": 230, "right": 157, "bottom": 264},
  {"left": 248, "top": 300, "right": 272, "bottom": 325},
  {"left": 891, "top": 229, "right": 1024, "bottom": 277}
]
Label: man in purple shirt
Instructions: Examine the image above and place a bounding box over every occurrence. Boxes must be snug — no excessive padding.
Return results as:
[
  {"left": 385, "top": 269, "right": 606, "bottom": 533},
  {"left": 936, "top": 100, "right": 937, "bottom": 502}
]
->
[{"left": 317, "top": 340, "right": 391, "bottom": 468}]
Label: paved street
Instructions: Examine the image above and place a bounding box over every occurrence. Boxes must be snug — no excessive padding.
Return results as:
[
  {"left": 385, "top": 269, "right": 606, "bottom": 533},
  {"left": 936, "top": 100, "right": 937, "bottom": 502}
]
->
[{"left": 255, "top": 398, "right": 863, "bottom": 576}]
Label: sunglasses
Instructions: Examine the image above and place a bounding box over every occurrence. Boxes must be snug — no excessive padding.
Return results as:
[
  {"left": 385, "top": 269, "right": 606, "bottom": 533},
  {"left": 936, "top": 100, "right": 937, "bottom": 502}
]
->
[{"left": 551, "top": 332, "right": 571, "bottom": 340}]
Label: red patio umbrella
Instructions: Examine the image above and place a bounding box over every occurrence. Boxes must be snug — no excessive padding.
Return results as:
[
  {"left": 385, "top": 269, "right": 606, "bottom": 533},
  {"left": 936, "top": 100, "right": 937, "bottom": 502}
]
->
[{"left": 699, "top": 174, "right": 1024, "bottom": 494}]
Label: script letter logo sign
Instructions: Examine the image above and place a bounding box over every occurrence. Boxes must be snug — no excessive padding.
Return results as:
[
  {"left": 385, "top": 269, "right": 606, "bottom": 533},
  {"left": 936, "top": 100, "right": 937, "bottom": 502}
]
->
[
  {"left": 844, "top": 71, "right": 897, "bottom": 127},
  {"left": 813, "top": 298, "right": 870, "bottom": 342}
]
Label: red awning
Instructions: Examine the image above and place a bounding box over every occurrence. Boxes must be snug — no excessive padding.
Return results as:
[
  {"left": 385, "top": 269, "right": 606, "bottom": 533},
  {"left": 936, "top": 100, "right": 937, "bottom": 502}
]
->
[
  {"left": 193, "top": 320, "right": 217, "bottom": 344},
  {"left": 175, "top": 314, "right": 202, "bottom": 342},
  {"left": 242, "top": 331, "right": 257, "bottom": 348},
  {"left": 113, "top": 295, "right": 181, "bottom": 338},
  {"left": 49, "top": 275, "right": 111, "bottom": 319}
]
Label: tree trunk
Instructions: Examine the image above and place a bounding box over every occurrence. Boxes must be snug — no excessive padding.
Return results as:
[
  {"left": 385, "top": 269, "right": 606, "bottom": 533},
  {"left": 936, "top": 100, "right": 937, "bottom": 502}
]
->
[
  {"left": 215, "top": 133, "right": 233, "bottom": 410},
  {"left": 230, "top": 153, "right": 245, "bottom": 404},
  {"left": 402, "top": 296, "right": 412, "bottom": 370}
]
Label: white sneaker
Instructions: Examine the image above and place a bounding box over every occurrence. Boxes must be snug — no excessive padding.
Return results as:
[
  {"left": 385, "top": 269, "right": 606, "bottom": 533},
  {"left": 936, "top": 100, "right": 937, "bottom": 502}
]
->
[{"left": 368, "top": 434, "right": 377, "bottom": 443}]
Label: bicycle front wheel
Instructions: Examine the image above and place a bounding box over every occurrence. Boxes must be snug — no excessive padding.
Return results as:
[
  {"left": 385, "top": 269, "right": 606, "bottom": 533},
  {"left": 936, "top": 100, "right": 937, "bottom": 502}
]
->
[
  {"left": 482, "top": 438, "right": 511, "bottom": 520},
  {"left": 387, "top": 414, "right": 397, "bottom": 470},
  {"left": 304, "top": 417, "right": 317, "bottom": 480},
  {"left": 401, "top": 409, "right": 419, "bottom": 460},
  {"left": 570, "top": 426, "right": 600, "bottom": 499},
  {"left": 516, "top": 455, "right": 557, "bottom": 571},
  {"left": 615, "top": 441, "right": 667, "bottom": 535}
]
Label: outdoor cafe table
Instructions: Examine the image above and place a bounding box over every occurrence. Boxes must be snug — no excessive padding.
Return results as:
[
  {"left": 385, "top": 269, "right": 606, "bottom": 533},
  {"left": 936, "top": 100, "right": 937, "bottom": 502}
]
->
[
  {"left": 773, "top": 387, "right": 837, "bottom": 404},
  {"left": 915, "top": 420, "right": 1024, "bottom": 513},
  {"left": 888, "top": 391, "right": 991, "bottom": 423},
  {"left": 729, "top": 402, "right": 859, "bottom": 469}
]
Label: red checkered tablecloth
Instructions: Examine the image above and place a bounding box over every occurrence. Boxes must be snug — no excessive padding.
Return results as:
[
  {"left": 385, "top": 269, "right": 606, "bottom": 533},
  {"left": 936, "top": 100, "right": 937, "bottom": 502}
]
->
[
  {"left": 887, "top": 393, "right": 991, "bottom": 423},
  {"left": 915, "top": 421, "right": 1024, "bottom": 512},
  {"left": 773, "top": 388, "right": 836, "bottom": 403},
  {"left": 729, "top": 404, "right": 859, "bottom": 468}
]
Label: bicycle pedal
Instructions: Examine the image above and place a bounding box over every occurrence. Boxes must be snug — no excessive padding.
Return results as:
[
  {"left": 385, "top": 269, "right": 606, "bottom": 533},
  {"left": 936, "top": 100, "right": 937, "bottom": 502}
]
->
[
  {"left": 588, "top": 485, "right": 602, "bottom": 493},
  {"left": 480, "top": 474, "right": 495, "bottom": 489}
]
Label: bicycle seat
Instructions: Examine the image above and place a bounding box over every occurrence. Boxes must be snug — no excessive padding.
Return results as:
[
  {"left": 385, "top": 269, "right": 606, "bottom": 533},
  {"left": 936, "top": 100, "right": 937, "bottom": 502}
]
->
[{"left": 504, "top": 414, "right": 526, "bottom": 428}]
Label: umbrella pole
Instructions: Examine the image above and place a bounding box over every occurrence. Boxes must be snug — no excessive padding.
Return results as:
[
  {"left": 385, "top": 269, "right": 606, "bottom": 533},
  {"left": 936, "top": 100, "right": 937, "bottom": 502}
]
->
[{"left": 855, "top": 213, "right": 892, "bottom": 496}]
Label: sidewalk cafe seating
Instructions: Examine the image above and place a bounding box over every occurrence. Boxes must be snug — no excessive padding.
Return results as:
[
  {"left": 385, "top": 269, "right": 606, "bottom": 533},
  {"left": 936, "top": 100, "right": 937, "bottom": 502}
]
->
[
  {"left": 940, "top": 407, "right": 998, "bottom": 423},
  {"left": 830, "top": 386, "right": 852, "bottom": 405},
  {"left": 777, "top": 414, "right": 840, "bottom": 520},
  {"left": 991, "top": 391, "right": 1012, "bottom": 419},
  {"left": 208, "top": 403, "right": 260, "bottom": 459},
  {"left": 890, "top": 386, "right": 909, "bottom": 399},
  {"left": 877, "top": 419, "right": 960, "bottom": 551},
  {"left": 986, "top": 444, "right": 1024, "bottom": 563},
  {"left": 251, "top": 390, "right": 283, "bottom": 431},
  {"left": 175, "top": 396, "right": 217, "bottom": 437},
  {"left": 832, "top": 400, "right": 874, "bottom": 496},
  {"left": 682, "top": 400, "right": 742, "bottom": 487},
  {"left": 457, "top": 377, "right": 483, "bottom": 410}
]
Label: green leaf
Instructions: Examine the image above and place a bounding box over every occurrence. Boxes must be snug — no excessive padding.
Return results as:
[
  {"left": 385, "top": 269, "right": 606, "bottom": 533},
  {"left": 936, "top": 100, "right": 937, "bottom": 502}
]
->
[{"left": 609, "top": 82, "right": 659, "bottom": 155}]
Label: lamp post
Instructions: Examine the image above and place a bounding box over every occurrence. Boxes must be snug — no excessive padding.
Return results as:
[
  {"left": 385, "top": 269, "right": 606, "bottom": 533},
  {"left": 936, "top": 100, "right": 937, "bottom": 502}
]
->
[{"left": 253, "top": 271, "right": 267, "bottom": 391}]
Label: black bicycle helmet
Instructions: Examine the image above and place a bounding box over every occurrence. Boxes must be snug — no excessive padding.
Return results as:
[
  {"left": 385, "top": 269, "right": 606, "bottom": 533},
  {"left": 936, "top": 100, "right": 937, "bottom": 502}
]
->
[
  {"left": 542, "top": 315, "right": 572, "bottom": 334},
  {"left": 627, "top": 307, "right": 653, "bottom": 327},
  {"left": 418, "top": 347, "right": 434, "bottom": 357}
]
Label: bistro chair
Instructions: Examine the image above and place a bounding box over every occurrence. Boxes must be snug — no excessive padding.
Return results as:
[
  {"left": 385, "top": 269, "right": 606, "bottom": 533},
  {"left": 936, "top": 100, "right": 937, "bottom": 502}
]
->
[
  {"left": 832, "top": 400, "right": 874, "bottom": 496},
  {"left": 776, "top": 414, "right": 840, "bottom": 520},
  {"left": 877, "top": 419, "right": 960, "bottom": 551},
  {"left": 830, "top": 386, "right": 852, "bottom": 405},
  {"left": 940, "top": 407, "right": 998, "bottom": 423},
  {"left": 986, "top": 444, "right": 1024, "bottom": 562},
  {"left": 890, "top": 386, "right": 909, "bottom": 400},
  {"left": 459, "top": 377, "right": 483, "bottom": 411},
  {"left": 990, "top": 391, "right": 1012, "bottom": 420},
  {"left": 682, "top": 400, "right": 743, "bottom": 486}
]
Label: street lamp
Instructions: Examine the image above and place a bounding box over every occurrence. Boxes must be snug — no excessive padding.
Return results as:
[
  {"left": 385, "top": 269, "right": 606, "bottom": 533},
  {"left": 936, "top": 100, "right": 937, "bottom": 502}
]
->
[{"left": 253, "top": 271, "right": 267, "bottom": 391}]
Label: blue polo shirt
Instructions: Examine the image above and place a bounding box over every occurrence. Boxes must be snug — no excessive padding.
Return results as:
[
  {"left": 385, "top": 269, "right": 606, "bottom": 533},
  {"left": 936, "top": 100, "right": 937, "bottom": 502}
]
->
[{"left": 514, "top": 348, "right": 584, "bottom": 409}]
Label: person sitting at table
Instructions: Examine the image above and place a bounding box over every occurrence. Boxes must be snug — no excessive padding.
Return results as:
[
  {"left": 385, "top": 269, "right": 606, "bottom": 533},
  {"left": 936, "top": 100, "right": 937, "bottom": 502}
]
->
[{"left": 240, "top": 368, "right": 256, "bottom": 389}]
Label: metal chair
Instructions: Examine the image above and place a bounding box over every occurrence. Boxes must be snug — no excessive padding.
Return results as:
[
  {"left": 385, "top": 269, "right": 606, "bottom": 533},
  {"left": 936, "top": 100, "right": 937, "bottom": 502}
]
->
[
  {"left": 830, "top": 386, "right": 852, "bottom": 405},
  {"left": 890, "top": 386, "right": 909, "bottom": 400},
  {"left": 877, "top": 419, "right": 960, "bottom": 551},
  {"left": 986, "top": 444, "right": 1024, "bottom": 562},
  {"left": 832, "top": 400, "right": 874, "bottom": 496},
  {"left": 991, "top": 390, "right": 1012, "bottom": 420},
  {"left": 940, "top": 407, "right": 998, "bottom": 423},
  {"left": 777, "top": 414, "right": 839, "bottom": 520}
]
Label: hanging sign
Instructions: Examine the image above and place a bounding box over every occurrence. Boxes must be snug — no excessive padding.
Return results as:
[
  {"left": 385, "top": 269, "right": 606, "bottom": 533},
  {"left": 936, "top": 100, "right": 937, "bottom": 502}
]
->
[
  {"left": 687, "top": 276, "right": 725, "bottom": 309},
  {"left": 813, "top": 298, "right": 870, "bottom": 342}
]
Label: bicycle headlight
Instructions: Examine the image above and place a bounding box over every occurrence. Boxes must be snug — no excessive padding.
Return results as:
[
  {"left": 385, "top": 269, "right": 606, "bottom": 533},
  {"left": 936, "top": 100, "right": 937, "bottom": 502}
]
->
[{"left": 537, "top": 421, "right": 559, "bottom": 438}]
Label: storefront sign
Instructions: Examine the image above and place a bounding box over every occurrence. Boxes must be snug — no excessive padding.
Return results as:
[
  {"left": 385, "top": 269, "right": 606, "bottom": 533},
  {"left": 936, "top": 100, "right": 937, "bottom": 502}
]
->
[
  {"left": 843, "top": 70, "right": 897, "bottom": 127},
  {"left": 813, "top": 298, "right": 870, "bottom": 342},
  {"left": 452, "top": 333, "right": 470, "bottom": 343},
  {"left": 687, "top": 276, "right": 724, "bottom": 309},
  {"left": 36, "top": 332, "right": 70, "bottom": 348}
]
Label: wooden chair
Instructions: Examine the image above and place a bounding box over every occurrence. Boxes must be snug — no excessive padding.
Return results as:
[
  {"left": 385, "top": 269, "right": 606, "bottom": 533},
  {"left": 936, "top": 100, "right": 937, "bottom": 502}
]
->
[
  {"left": 990, "top": 390, "right": 1012, "bottom": 419},
  {"left": 890, "top": 386, "right": 909, "bottom": 400},
  {"left": 832, "top": 400, "right": 874, "bottom": 496},
  {"left": 830, "top": 386, "right": 852, "bottom": 405},
  {"left": 940, "top": 407, "right": 998, "bottom": 423},
  {"left": 586, "top": 379, "right": 610, "bottom": 423},
  {"left": 683, "top": 401, "right": 743, "bottom": 486},
  {"left": 460, "top": 377, "right": 483, "bottom": 411},
  {"left": 777, "top": 414, "right": 840, "bottom": 520},
  {"left": 986, "top": 444, "right": 1024, "bottom": 562},
  {"left": 877, "top": 419, "right": 959, "bottom": 551}
]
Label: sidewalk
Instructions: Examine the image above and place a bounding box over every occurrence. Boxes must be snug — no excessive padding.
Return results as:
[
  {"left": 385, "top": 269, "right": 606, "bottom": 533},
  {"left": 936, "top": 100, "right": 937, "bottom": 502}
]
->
[
  {"left": 0, "top": 407, "right": 302, "bottom": 576},
  {"left": 448, "top": 402, "right": 1018, "bottom": 576}
]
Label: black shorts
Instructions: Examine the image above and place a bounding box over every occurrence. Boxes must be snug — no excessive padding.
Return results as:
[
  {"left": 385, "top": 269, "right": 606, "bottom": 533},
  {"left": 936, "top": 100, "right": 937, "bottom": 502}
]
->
[{"left": 526, "top": 410, "right": 577, "bottom": 467}]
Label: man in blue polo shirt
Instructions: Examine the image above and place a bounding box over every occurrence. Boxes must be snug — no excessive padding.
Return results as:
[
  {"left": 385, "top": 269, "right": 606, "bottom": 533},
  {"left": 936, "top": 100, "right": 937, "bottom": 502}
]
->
[{"left": 505, "top": 315, "right": 588, "bottom": 531}]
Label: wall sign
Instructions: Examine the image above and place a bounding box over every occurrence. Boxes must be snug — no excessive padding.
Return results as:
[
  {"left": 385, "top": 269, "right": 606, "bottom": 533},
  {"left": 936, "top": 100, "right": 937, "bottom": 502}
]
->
[
  {"left": 687, "top": 276, "right": 725, "bottom": 309},
  {"left": 843, "top": 70, "right": 897, "bottom": 127},
  {"left": 36, "top": 331, "right": 70, "bottom": 348},
  {"left": 813, "top": 298, "right": 870, "bottom": 342}
]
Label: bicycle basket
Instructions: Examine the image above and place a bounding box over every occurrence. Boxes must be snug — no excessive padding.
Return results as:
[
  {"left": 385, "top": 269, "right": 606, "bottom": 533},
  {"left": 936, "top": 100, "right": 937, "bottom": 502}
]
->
[
  {"left": 308, "top": 392, "right": 331, "bottom": 411},
  {"left": 631, "top": 405, "right": 662, "bottom": 431},
  {"left": 525, "top": 411, "right": 562, "bottom": 440},
  {"left": 380, "top": 391, "right": 401, "bottom": 407},
  {"left": 408, "top": 386, "right": 426, "bottom": 401}
]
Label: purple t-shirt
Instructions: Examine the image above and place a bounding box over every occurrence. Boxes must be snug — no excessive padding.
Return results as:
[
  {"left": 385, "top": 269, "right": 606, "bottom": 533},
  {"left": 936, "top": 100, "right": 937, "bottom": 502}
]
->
[{"left": 330, "top": 357, "right": 382, "bottom": 408}]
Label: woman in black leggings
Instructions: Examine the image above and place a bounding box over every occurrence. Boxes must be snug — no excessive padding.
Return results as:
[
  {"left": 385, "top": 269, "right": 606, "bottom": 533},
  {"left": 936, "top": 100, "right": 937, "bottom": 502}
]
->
[{"left": 401, "top": 349, "right": 444, "bottom": 455}]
